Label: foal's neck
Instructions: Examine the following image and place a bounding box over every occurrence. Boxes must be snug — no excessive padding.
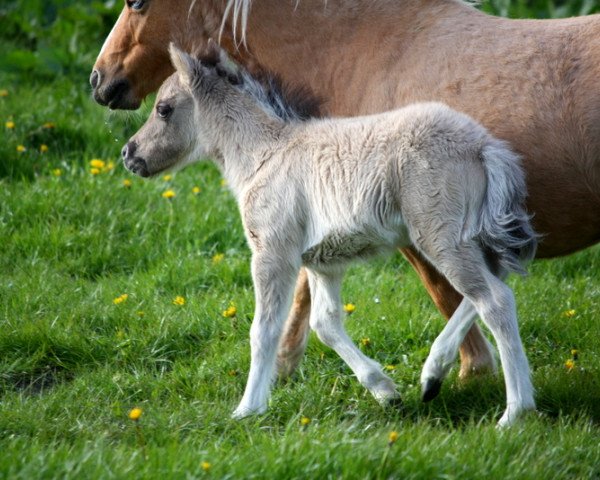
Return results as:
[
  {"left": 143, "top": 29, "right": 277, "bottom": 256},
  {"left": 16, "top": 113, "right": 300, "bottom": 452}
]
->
[{"left": 200, "top": 96, "right": 286, "bottom": 198}]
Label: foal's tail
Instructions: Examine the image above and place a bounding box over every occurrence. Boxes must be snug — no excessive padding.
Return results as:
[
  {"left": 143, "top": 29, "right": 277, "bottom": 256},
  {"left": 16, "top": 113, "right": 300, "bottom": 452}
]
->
[{"left": 476, "top": 138, "right": 537, "bottom": 275}]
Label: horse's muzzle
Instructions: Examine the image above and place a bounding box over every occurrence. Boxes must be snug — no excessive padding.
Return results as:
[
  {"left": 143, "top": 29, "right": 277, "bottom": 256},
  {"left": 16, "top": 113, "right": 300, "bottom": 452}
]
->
[
  {"left": 122, "top": 142, "right": 150, "bottom": 177},
  {"left": 91, "top": 70, "right": 140, "bottom": 110}
]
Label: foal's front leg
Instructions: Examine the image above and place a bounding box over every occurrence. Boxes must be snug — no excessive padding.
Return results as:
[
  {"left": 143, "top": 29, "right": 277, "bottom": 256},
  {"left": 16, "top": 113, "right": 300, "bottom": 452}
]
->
[
  {"left": 307, "top": 268, "right": 401, "bottom": 405},
  {"left": 232, "top": 252, "right": 300, "bottom": 419}
]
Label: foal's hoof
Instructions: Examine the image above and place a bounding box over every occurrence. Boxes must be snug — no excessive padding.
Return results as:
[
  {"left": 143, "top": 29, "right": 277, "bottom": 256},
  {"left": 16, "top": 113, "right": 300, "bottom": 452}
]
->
[
  {"left": 421, "top": 377, "right": 442, "bottom": 402},
  {"left": 386, "top": 396, "right": 404, "bottom": 411}
]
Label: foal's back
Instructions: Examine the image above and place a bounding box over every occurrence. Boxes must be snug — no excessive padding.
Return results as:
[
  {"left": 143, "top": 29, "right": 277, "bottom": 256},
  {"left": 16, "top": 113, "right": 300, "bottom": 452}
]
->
[
  {"left": 286, "top": 101, "right": 489, "bottom": 204},
  {"left": 264, "top": 102, "right": 492, "bottom": 256}
]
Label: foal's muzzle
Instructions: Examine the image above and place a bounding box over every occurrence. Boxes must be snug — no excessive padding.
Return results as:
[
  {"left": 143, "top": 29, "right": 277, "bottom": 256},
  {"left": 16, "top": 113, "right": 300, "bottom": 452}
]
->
[{"left": 122, "top": 141, "right": 150, "bottom": 177}]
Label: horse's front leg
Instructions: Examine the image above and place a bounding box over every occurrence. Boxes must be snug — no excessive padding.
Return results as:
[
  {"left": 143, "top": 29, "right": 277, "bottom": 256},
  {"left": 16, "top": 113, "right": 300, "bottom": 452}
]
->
[
  {"left": 232, "top": 252, "right": 300, "bottom": 419},
  {"left": 401, "top": 246, "right": 497, "bottom": 378}
]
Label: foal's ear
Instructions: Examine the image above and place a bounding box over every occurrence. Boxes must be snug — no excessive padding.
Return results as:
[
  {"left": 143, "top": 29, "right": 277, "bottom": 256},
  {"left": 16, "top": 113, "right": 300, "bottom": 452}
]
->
[{"left": 169, "top": 43, "right": 200, "bottom": 89}]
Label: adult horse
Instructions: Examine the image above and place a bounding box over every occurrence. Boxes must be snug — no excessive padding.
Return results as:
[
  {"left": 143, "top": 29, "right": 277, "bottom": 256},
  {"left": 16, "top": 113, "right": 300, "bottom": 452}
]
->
[{"left": 91, "top": 0, "right": 600, "bottom": 385}]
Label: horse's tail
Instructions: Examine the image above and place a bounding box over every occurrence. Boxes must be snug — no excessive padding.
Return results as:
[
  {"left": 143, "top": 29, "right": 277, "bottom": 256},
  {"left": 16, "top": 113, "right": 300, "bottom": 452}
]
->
[{"left": 476, "top": 138, "right": 537, "bottom": 275}]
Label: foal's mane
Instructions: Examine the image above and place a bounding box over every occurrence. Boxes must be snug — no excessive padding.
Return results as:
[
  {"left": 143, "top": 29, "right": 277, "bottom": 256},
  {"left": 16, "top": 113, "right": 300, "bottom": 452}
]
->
[
  {"left": 238, "top": 70, "right": 321, "bottom": 122},
  {"left": 198, "top": 47, "right": 321, "bottom": 122}
]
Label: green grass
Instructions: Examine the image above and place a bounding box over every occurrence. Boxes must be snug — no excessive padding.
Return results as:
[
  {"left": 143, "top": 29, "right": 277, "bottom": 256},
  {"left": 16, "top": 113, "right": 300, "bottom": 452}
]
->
[{"left": 2, "top": 1, "right": 600, "bottom": 479}]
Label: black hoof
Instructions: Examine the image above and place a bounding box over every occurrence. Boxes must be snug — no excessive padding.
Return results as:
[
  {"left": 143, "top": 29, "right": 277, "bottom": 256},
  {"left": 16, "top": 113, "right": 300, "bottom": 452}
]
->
[
  {"left": 421, "top": 378, "right": 442, "bottom": 402},
  {"left": 386, "top": 396, "right": 404, "bottom": 411}
]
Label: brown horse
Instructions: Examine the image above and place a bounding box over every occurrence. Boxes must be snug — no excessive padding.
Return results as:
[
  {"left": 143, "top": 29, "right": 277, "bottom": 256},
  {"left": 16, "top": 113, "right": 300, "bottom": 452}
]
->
[{"left": 92, "top": 0, "right": 600, "bottom": 384}]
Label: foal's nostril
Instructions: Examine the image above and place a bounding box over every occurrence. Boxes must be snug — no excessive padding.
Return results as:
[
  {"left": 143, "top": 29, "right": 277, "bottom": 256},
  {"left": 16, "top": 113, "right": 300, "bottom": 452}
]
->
[
  {"left": 90, "top": 70, "right": 101, "bottom": 90},
  {"left": 122, "top": 141, "right": 137, "bottom": 159}
]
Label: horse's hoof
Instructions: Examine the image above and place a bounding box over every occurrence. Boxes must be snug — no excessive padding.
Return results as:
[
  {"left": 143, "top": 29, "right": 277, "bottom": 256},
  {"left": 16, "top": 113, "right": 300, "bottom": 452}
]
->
[{"left": 421, "top": 377, "right": 442, "bottom": 402}]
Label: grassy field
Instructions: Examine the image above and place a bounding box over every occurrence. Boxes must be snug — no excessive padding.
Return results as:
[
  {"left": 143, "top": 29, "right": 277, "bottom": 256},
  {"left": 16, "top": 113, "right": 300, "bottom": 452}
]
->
[{"left": 1, "top": 1, "right": 600, "bottom": 479}]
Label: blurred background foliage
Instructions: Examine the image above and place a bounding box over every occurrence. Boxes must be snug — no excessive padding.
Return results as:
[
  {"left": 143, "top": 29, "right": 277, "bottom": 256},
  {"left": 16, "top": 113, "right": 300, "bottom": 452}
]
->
[{"left": 1, "top": 0, "right": 600, "bottom": 82}]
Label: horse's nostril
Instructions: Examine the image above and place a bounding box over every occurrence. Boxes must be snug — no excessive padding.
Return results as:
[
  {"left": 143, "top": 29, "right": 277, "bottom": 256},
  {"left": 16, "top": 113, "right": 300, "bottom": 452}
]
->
[{"left": 90, "top": 70, "right": 101, "bottom": 90}]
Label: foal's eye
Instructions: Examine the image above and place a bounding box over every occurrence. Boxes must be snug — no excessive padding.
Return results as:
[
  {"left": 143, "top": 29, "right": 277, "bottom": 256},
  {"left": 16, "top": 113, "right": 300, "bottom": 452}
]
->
[
  {"left": 156, "top": 103, "right": 173, "bottom": 119},
  {"left": 127, "top": 0, "right": 145, "bottom": 11}
]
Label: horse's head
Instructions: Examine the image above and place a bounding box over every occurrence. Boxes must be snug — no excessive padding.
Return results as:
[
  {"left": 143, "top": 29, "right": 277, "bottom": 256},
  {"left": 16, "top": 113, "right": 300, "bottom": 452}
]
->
[
  {"left": 91, "top": 0, "right": 205, "bottom": 110},
  {"left": 122, "top": 44, "right": 241, "bottom": 176}
]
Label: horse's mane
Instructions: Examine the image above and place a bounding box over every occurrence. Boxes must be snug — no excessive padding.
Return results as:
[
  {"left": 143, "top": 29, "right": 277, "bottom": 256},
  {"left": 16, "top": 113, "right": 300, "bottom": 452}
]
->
[
  {"left": 221, "top": 0, "right": 479, "bottom": 45},
  {"left": 222, "top": 0, "right": 253, "bottom": 46}
]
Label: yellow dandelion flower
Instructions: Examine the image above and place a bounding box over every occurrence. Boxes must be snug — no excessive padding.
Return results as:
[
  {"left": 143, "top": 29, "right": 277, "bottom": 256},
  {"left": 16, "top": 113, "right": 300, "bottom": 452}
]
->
[
  {"left": 90, "top": 159, "right": 105, "bottom": 169},
  {"left": 563, "top": 309, "right": 576, "bottom": 318},
  {"left": 212, "top": 252, "right": 224, "bottom": 264},
  {"left": 385, "top": 364, "right": 396, "bottom": 371},
  {"left": 40, "top": 144, "right": 48, "bottom": 153},
  {"left": 173, "top": 296, "right": 186, "bottom": 306},
  {"left": 300, "top": 416, "right": 311, "bottom": 426},
  {"left": 113, "top": 294, "right": 129, "bottom": 305},
  {"left": 192, "top": 186, "right": 201, "bottom": 195},
  {"left": 343, "top": 303, "right": 356, "bottom": 314},
  {"left": 16, "top": 145, "right": 26, "bottom": 153},
  {"left": 103, "top": 161, "right": 115, "bottom": 172},
  {"left": 42, "top": 122, "right": 55, "bottom": 129},
  {"left": 360, "top": 337, "right": 371, "bottom": 347},
  {"left": 123, "top": 179, "right": 132, "bottom": 188},
  {"left": 565, "top": 359, "right": 575, "bottom": 370},
  {"left": 571, "top": 349, "right": 578, "bottom": 360},
  {"left": 222, "top": 305, "right": 237, "bottom": 318},
  {"left": 51, "top": 168, "right": 62, "bottom": 177},
  {"left": 201, "top": 461, "right": 211, "bottom": 472},
  {"left": 388, "top": 431, "right": 399, "bottom": 445},
  {"left": 5, "top": 121, "right": 15, "bottom": 129},
  {"left": 163, "top": 174, "right": 172, "bottom": 181},
  {"left": 0, "top": 89, "right": 8, "bottom": 97},
  {"left": 90, "top": 168, "right": 101, "bottom": 175},
  {"left": 128, "top": 407, "right": 142, "bottom": 421},
  {"left": 162, "top": 189, "right": 176, "bottom": 199}
]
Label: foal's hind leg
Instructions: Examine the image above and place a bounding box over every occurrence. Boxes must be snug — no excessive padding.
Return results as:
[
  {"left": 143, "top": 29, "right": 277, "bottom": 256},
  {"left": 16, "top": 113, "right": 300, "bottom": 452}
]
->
[
  {"left": 276, "top": 269, "right": 312, "bottom": 379},
  {"left": 420, "top": 298, "right": 480, "bottom": 401},
  {"left": 417, "top": 243, "right": 534, "bottom": 426},
  {"left": 307, "top": 268, "right": 400, "bottom": 405},
  {"left": 402, "top": 247, "right": 497, "bottom": 378}
]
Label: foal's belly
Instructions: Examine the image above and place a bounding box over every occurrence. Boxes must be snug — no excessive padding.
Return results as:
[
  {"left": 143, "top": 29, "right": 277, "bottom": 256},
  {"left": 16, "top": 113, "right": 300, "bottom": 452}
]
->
[{"left": 301, "top": 227, "right": 409, "bottom": 268}]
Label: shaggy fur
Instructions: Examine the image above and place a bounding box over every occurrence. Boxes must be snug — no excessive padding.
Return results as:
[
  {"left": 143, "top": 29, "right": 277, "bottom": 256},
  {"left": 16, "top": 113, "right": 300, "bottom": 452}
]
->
[
  {"left": 92, "top": 0, "right": 600, "bottom": 385},
  {"left": 123, "top": 45, "right": 537, "bottom": 426}
]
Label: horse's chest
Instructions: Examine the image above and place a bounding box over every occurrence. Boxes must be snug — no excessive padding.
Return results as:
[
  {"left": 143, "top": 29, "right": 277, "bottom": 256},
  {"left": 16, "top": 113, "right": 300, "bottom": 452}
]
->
[{"left": 301, "top": 230, "right": 387, "bottom": 267}]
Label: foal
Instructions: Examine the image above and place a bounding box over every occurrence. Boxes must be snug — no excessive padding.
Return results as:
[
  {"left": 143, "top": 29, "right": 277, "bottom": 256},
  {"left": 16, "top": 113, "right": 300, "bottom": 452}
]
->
[{"left": 123, "top": 45, "right": 537, "bottom": 427}]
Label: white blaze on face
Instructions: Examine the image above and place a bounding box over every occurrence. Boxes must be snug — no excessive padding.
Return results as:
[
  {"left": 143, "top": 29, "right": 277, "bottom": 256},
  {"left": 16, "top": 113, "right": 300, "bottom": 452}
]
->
[{"left": 97, "top": 9, "right": 125, "bottom": 59}]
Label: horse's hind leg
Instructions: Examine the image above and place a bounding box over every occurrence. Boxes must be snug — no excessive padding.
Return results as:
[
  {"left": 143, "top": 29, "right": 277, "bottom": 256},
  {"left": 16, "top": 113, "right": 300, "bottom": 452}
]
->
[
  {"left": 402, "top": 247, "right": 497, "bottom": 379},
  {"left": 307, "top": 268, "right": 401, "bottom": 405},
  {"left": 417, "top": 242, "right": 534, "bottom": 426},
  {"left": 276, "top": 268, "right": 312, "bottom": 379}
]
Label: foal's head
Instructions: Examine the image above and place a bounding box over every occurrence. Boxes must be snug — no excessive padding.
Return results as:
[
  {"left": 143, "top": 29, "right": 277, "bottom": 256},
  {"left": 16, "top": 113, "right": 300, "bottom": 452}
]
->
[
  {"left": 123, "top": 43, "right": 317, "bottom": 178},
  {"left": 122, "top": 43, "right": 244, "bottom": 177}
]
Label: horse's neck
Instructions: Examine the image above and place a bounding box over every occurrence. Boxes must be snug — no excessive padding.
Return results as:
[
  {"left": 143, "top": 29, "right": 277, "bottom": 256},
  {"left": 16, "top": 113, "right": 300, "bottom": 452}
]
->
[{"left": 236, "top": 0, "right": 477, "bottom": 115}]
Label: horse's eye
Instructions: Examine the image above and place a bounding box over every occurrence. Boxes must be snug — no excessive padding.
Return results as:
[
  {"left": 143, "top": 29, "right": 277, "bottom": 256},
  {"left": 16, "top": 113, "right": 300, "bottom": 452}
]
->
[
  {"left": 127, "top": 0, "right": 145, "bottom": 11},
  {"left": 156, "top": 103, "right": 173, "bottom": 119}
]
